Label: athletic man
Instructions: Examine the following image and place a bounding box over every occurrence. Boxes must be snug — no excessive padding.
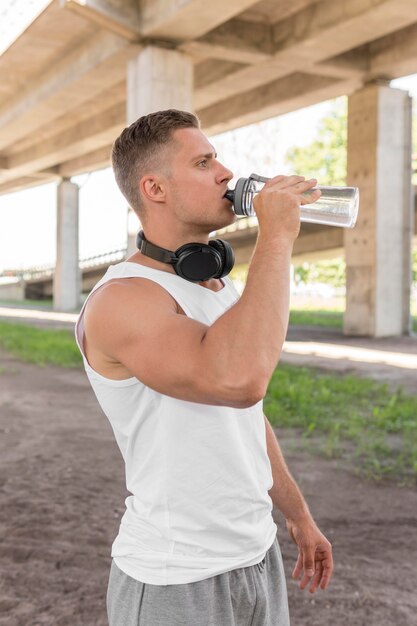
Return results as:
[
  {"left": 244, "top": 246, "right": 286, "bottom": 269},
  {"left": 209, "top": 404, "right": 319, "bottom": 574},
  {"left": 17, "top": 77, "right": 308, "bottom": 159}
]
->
[{"left": 75, "top": 109, "right": 333, "bottom": 625}]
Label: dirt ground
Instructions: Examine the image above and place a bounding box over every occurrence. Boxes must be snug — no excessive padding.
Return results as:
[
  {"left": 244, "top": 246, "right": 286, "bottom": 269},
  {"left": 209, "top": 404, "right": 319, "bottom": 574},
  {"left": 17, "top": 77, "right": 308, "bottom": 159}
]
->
[{"left": 1, "top": 347, "right": 417, "bottom": 626}]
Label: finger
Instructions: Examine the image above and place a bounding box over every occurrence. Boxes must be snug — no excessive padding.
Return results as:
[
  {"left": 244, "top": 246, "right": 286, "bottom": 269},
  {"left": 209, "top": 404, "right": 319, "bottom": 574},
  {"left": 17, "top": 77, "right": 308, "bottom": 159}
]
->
[
  {"left": 320, "top": 554, "right": 334, "bottom": 590},
  {"left": 292, "top": 552, "right": 303, "bottom": 580},
  {"left": 265, "top": 174, "right": 305, "bottom": 190},
  {"left": 302, "top": 547, "right": 316, "bottom": 580},
  {"left": 265, "top": 174, "right": 287, "bottom": 185},
  {"left": 309, "top": 561, "right": 323, "bottom": 594},
  {"left": 297, "top": 547, "right": 316, "bottom": 591},
  {"left": 299, "top": 188, "right": 322, "bottom": 205},
  {"left": 290, "top": 178, "right": 318, "bottom": 193},
  {"left": 299, "top": 569, "right": 314, "bottom": 591}
]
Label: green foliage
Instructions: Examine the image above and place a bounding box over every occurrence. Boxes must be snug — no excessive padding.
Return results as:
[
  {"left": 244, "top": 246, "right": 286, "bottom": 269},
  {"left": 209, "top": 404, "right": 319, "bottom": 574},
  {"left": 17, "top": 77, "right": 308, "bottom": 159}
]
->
[
  {"left": 265, "top": 363, "right": 417, "bottom": 484},
  {"left": 0, "top": 321, "right": 82, "bottom": 367},
  {"left": 286, "top": 99, "right": 348, "bottom": 289},
  {"left": 293, "top": 257, "right": 346, "bottom": 288},
  {"left": 285, "top": 97, "right": 347, "bottom": 185}
]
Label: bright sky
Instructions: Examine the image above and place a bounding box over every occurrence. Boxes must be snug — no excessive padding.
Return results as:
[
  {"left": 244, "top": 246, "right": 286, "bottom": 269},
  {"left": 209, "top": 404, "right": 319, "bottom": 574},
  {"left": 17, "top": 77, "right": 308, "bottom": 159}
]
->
[{"left": 0, "top": 74, "right": 416, "bottom": 272}]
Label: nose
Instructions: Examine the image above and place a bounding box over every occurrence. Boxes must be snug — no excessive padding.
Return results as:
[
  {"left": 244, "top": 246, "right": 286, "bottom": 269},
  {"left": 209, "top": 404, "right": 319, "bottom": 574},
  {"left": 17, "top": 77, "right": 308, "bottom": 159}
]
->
[{"left": 216, "top": 161, "right": 233, "bottom": 184}]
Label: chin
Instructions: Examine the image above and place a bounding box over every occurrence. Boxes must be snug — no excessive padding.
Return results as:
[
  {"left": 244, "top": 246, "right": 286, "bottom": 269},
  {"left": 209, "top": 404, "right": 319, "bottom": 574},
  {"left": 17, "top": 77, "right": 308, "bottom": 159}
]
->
[{"left": 216, "top": 210, "right": 237, "bottom": 228}]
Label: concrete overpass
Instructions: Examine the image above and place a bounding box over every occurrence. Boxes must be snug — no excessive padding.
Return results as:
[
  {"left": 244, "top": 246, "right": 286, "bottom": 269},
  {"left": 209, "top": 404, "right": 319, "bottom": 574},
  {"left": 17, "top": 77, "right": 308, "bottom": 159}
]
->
[{"left": 0, "top": 0, "right": 416, "bottom": 336}]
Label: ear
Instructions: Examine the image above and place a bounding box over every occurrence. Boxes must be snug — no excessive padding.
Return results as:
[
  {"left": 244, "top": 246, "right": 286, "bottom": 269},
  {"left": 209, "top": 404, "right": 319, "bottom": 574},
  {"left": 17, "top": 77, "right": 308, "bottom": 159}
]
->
[{"left": 140, "top": 175, "right": 166, "bottom": 204}]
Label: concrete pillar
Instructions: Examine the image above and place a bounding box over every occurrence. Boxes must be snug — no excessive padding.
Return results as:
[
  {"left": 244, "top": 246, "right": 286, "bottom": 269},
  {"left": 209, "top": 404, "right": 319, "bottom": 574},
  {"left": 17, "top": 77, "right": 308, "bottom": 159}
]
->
[
  {"left": 127, "top": 45, "right": 193, "bottom": 122},
  {"left": 344, "top": 83, "right": 413, "bottom": 337},
  {"left": 53, "top": 179, "right": 81, "bottom": 311},
  {"left": 125, "top": 45, "right": 193, "bottom": 253}
]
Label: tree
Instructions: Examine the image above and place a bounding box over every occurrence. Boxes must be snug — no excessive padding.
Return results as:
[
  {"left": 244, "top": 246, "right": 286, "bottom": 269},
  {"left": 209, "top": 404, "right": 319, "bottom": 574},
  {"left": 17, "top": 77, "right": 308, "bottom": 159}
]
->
[
  {"left": 285, "top": 97, "right": 347, "bottom": 185},
  {"left": 285, "top": 98, "right": 348, "bottom": 288}
]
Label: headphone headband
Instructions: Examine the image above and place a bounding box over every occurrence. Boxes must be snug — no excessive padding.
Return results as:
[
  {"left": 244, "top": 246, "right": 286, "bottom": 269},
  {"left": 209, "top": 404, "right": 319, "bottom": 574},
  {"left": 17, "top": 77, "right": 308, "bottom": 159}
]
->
[{"left": 136, "top": 232, "right": 176, "bottom": 265}]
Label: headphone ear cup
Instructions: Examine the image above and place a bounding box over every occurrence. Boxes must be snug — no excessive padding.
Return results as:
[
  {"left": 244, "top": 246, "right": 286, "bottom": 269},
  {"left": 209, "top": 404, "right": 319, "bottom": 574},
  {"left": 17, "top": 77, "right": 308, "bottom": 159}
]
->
[
  {"left": 175, "top": 242, "right": 223, "bottom": 282},
  {"left": 209, "top": 239, "right": 235, "bottom": 278}
]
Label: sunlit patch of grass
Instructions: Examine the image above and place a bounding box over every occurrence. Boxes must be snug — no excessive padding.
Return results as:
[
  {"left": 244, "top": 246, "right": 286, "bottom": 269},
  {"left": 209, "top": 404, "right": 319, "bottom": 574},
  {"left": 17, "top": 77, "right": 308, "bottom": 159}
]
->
[
  {"left": 265, "top": 363, "right": 417, "bottom": 484},
  {"left": 0, "top": 321, "right": 82, "bottom": 367}
]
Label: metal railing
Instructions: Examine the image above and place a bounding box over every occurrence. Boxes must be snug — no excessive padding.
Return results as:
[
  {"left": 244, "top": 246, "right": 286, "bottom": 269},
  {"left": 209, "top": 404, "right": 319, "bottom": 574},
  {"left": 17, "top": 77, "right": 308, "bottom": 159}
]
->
[{"left": 1, "top": 245, "right": 128, "bottom": 282}]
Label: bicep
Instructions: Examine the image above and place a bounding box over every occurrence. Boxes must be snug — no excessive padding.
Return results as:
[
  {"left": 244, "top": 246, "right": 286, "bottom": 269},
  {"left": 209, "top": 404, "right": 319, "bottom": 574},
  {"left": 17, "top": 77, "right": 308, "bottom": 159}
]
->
[{"left": 85, "top": 279, "right": 238, "bottom": 406}]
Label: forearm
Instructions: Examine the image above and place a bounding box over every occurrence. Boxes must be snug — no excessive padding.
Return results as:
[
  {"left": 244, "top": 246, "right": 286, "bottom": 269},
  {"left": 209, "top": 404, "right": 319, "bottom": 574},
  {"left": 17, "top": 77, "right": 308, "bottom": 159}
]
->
[{"left": 265, "top": 415, "right": 312, "bottom": 523}]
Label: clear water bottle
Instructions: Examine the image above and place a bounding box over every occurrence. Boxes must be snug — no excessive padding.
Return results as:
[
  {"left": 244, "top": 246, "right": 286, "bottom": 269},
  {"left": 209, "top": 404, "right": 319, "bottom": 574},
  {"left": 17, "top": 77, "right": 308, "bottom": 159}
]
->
[{"left": 224, "top": 173, "right": 359, "bottom": 228}]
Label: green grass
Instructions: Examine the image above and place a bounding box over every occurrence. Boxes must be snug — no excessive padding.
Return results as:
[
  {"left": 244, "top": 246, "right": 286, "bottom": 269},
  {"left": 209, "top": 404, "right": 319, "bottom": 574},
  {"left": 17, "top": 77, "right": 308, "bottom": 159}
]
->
[
  {"left": 289, "top": 309, "right": 343, "bottom": 328},
  {"left": 289, "top": 308, "right": 417, "bottom": 332},
  {"left": 0, "top": 298, "right": 54, "bottom": 309},
  {"left": 265, "top": 363, "right": 417, "bottom": 485},
  {"left": 0, "top": 321, "right": 82, "bottom": 367}
]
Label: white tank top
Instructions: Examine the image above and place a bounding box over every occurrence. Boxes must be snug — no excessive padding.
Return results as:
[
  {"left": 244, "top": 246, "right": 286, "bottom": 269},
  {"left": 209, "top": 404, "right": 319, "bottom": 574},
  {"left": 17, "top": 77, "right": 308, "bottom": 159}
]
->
[{"left": 75, "top": 261, "right": 277, "bottom": 585}]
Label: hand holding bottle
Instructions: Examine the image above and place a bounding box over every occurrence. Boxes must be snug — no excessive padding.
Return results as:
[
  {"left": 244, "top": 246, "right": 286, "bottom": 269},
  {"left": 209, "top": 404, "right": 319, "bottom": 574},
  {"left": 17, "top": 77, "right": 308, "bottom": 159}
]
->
[
  {"left": 225, "top": 172, "right": 359, "bottom": 228},
  {"left": 252, "top": 174, "right": 321, "bottom": 241}
]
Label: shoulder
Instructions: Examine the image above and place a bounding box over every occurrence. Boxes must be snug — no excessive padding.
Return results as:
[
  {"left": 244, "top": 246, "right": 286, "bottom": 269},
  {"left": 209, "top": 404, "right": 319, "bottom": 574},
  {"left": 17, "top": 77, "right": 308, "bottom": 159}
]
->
[
  {"left": 84, "top": 277, "right": 179, "bottom": 338},
  {"left": 90, "top": 276, "right": 177, "bottom": 310}
]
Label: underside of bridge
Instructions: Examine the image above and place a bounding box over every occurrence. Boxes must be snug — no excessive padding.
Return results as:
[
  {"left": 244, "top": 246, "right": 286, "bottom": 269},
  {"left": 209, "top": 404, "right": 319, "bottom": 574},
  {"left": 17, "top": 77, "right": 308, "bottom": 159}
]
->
[{"left": 0, "top": 0, "right": 416, "bottom": 335}]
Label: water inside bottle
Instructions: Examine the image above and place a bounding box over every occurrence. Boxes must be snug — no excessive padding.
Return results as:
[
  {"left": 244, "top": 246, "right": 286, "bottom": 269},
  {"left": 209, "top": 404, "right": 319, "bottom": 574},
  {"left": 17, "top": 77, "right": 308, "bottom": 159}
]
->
[{"left": 300, "top": 186, "right": 359, "bottom": 228}]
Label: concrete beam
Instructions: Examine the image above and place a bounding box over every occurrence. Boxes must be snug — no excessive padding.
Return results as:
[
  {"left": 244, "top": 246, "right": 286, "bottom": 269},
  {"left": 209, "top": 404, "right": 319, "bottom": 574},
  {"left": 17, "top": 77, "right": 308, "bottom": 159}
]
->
[
  {"left": 0, "top": 102, "right": 125, "bottom": 183},
  {"left": 138, "top": 0, "right": 261, "bottom": 40},
  {"left": 293, "top": 224, "right": 344, "bottom": 259},
  {"left": 9, "top": 81, "right": 126, "bottom": 156},
  {"left": 0, "top": 71, "right": 359, "bottom": 185},
  {"left": 271, "top": 0, "right": 417, "bottom": 61},
  {"left": 0, "top": 31, "right": 139, "bottom": 151},
  {"left": 309, "top": 47, "right": 370, "bottom": 80},
  {"left": 0, "top": 176, "right": 60, "bottom": 195},
  {"left": 28, "top": 168, "right": 61, "bottom": 179},
  {"left": 180, "top": 19, "right": 273, "bottom": 64},
  {"left": 61, "top": 0, "right": 141, "bottom": 40},
  {"left": 180, "top": 40, "right": 271, "bottom": 66},
  {"left": 369, "top": 22, "right": 417, "bottom": 80},
  {"left": 194, "top": 0, "right": 417, "bottom": 111},
  {"left": 59, "top": 146, "right": 112, "bottom": 177},
  {"left": 238, "top": 0, "right": 324, "bottom": 26},
  {"left": 194, "top": 60, "right": 248, "bottom": 91},
  {"left": 200, "top": 73, "right": 361, "bottom": 136}
]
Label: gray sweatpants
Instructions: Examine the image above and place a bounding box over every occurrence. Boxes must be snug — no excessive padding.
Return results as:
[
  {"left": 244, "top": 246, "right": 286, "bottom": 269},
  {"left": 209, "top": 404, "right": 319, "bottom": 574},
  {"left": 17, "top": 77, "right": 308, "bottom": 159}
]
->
[{"left": 106, "top": 536, "right": 290, "bottom": 625}]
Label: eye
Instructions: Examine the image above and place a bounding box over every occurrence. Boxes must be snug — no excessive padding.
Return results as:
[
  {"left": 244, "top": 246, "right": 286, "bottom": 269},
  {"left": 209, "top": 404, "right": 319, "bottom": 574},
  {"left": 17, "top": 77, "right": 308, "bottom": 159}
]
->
[{"left": 197, "top": 159, "right": 208, "bottom": 167}]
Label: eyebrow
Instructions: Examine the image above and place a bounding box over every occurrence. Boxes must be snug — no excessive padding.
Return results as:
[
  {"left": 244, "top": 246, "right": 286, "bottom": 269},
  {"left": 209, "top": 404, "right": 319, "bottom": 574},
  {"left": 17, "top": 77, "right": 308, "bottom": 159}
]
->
[{"left": 191, "top": 150, "right": 217, "bottom": 162}]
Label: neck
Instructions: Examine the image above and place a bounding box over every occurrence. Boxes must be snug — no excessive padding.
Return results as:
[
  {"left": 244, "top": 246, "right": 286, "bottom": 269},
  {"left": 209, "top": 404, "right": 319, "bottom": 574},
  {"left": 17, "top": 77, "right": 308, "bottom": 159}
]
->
[{"left": 142, "top": 227, "right": 210, "bottom": 251}]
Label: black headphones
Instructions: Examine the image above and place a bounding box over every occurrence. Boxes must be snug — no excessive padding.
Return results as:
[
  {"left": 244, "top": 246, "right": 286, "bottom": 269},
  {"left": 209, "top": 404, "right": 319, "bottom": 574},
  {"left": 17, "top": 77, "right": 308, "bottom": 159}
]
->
[{"left": 136, "top": 230, "right": 235, "bottom": 283}]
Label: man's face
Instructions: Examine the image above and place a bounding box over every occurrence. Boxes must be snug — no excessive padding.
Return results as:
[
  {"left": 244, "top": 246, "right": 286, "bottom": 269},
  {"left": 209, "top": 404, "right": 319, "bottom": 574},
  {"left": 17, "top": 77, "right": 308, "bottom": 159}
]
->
[{"left": 165, "top": 127, "right": 236, "bottom": 233}]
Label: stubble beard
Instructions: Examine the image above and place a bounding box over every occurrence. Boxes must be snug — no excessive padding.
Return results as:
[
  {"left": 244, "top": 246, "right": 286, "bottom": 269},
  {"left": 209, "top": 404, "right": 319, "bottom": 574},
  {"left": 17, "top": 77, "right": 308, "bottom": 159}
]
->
[{"left": 171, "top": 193, "right": 237, "bottom": 236}]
